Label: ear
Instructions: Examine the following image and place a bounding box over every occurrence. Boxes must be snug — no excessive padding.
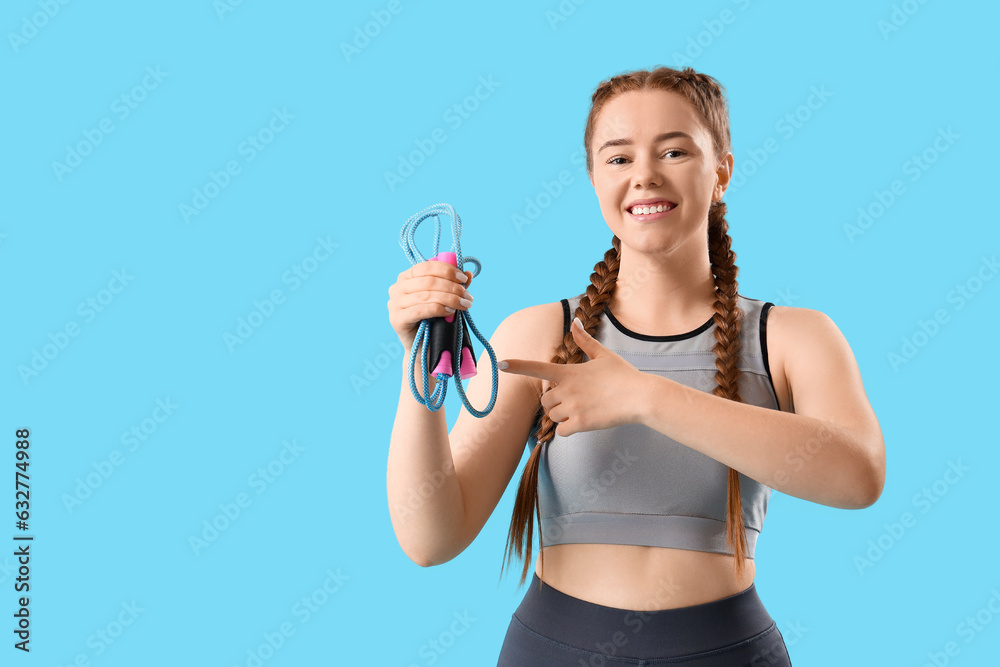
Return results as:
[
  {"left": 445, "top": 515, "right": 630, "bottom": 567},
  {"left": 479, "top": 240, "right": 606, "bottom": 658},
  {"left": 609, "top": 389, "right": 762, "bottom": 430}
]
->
[{"left": 714, "top": 151, "right": 733, "bottom": 201}]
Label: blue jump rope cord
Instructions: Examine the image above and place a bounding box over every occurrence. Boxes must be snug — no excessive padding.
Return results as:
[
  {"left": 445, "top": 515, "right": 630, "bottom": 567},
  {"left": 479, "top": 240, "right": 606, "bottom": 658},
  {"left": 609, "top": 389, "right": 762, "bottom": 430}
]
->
[{"left": 398, "top": 203, "right": 499, "bottom": 418}]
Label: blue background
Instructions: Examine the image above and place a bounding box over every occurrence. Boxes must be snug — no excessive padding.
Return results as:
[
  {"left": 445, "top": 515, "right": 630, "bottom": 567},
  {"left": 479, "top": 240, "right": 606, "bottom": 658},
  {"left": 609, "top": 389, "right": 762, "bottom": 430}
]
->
[{"left": 3, "top": 0, "right": 998, "bottom": 664}]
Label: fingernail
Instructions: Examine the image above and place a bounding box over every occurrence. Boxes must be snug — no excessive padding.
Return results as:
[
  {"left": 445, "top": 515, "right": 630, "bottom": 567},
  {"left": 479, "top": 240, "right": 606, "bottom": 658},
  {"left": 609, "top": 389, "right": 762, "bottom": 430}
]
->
[
  {"left": 455, "top": 270, "right": 468, "bottom": 282},
  {"left": 498, "top": 360, "right": 509, "bottom": 370},
  {"left": 573, "top": 317, "right": 582, "bottom": 329}
]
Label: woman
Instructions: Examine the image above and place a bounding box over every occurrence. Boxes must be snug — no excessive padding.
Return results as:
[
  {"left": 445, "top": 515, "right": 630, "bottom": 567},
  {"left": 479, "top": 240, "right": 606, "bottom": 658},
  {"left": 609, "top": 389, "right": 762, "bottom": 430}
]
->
[{"left": 386, "top": 66, "right": 885, "bottom": 666}]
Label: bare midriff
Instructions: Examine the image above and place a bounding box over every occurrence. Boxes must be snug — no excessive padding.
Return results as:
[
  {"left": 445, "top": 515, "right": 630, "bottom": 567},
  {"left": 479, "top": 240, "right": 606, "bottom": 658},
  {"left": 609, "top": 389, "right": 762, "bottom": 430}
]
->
[{"left": 533, "top": 543, "right": 755, "bottom": 611}]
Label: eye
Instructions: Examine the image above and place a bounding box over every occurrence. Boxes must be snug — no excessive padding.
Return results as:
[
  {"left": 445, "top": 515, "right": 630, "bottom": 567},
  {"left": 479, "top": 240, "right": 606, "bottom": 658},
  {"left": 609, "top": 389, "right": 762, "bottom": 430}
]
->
[{"left": 606, "top": 150, "right": 686, "bottom": 166}]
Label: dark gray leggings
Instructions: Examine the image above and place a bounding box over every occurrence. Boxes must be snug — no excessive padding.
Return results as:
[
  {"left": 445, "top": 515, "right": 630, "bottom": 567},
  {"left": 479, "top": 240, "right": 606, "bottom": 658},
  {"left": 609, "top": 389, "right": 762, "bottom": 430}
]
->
[{"left": 497, "top": 574, "right": 792, "bottom": 666}]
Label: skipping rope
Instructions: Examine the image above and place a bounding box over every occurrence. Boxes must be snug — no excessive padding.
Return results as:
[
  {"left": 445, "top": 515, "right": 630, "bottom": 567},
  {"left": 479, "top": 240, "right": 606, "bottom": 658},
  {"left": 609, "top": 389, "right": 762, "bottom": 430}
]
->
[{"left": 398, "top": 203, "right": 499, "bottom": 418}]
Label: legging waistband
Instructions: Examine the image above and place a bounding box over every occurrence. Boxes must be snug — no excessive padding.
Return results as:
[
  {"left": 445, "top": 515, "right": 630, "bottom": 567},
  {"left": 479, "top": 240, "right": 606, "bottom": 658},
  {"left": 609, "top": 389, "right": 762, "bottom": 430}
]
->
[{"left": 513, "top": 573, "right": 775, "bottom": 659}]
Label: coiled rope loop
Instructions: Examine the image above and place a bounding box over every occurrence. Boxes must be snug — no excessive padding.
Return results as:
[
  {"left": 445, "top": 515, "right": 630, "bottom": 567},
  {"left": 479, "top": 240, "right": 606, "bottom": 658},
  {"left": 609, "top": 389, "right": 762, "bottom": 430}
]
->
[{"left": 398, "top": 203, "right": 498, "bottom": 417}]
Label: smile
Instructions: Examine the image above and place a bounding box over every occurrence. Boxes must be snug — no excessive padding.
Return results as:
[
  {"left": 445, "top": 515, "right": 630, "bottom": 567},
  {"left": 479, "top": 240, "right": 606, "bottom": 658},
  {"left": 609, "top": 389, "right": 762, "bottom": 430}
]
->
[{"left": 627, "top": 202, "right": 677, "bottom": 220}]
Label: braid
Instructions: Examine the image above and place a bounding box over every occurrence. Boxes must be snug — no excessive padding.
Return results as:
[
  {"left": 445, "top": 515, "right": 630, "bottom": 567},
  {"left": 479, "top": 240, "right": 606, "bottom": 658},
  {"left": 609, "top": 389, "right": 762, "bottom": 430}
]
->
[
  {"left": 707, "top": 199, "right": 749, "bottom": 582},
  {"left": 500, "top": 237, "right": 622, "bottom": 590}
]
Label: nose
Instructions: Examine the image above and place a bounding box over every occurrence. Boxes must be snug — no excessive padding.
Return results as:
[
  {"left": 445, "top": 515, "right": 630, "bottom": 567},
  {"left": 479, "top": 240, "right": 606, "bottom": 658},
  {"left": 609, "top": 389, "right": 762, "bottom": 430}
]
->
[{"left": 630, "top": 152, "right": 662, "bottom": 189}]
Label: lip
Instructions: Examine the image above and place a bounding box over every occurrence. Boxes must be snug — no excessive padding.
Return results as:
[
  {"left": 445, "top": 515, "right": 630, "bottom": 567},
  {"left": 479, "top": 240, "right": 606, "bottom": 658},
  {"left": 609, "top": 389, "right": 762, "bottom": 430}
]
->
[
  {"left": 629, "top": 206, "right": 677, "bottom": 222},
  {"left": 625, "top": 197, "right": 676, "bottom": 212},
  {"left": 626, "top": 199, "right": 677, "bottom": 221}
]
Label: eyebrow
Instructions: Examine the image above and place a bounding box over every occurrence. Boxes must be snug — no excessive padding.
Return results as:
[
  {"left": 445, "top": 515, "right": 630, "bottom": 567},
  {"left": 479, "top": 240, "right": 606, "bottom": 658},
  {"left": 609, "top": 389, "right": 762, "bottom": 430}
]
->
[{"left": 597, "top": 131, "right": 694, "bottom": 154}]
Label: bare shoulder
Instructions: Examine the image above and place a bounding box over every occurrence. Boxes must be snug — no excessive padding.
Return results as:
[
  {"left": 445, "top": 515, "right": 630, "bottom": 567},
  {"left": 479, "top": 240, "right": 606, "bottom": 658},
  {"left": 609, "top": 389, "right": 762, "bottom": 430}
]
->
[
  {"left": 764, "top": 305, "right": 844, "bottom": 413},
  {"left": 494, "top": 300, "right": 567, "bottom": 396},
  {"left": 765, "top": 304, "right": 876, "bottom": 425},
  {"left": 766, "top": 304, "right": 847, "bottom": 357},
  {"left": 503, "top": 299, "right": 565, "bottom": 335},
  {"left": 766, "top": 304, "right": 840, "bottom": 340}
]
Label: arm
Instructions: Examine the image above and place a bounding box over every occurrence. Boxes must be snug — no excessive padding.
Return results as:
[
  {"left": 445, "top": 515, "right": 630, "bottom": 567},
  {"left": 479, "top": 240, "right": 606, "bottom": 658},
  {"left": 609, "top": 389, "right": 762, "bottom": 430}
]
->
[
  {"left": 632, "top": 306, "right": 885, "bottom": 510},
  {"left": 387, "top": 348, "right": 464, "bottom": 567},
  {"left": 387, "top": 304, "right": 555, "bottom": 566}
]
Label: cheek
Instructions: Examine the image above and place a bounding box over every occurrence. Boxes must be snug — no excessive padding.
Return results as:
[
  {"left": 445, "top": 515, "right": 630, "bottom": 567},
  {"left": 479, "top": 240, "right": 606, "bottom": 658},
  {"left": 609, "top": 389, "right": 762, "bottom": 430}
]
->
[{"left": 595, "top": 182, "right": 624, "bottom": 211}]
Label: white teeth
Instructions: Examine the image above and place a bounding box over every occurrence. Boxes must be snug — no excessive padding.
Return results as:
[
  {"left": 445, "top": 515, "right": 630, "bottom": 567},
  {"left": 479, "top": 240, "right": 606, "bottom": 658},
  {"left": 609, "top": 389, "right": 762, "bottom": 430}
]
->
[{"left": 631, "top": 203, "right": 673, "bottom": 215}]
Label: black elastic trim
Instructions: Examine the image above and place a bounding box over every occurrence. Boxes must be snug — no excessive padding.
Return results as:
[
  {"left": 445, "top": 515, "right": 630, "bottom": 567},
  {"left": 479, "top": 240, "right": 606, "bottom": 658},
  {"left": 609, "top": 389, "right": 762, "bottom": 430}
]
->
[
  {"left": 560, "top": 298, "right": 570, "bottom": 337},
  {"left": 759, "top": 302, "right": 781, "bottom": 408},
  {"left": 605, "top": 307, "right": 715, "bottom": 342}
]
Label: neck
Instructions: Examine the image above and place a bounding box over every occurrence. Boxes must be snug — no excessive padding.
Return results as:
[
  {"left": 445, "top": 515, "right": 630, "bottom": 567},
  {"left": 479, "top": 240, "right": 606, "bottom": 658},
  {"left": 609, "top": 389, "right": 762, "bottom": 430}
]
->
[{"left": 608, "top": 239, "right": 719, "bottom": 336}]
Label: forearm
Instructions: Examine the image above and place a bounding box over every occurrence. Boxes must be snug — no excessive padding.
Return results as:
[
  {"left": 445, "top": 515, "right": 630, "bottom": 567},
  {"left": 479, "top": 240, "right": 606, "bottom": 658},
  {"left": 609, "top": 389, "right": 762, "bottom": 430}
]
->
[
  {"left": 633, "top": 373, "right": 878, "bottom": 509},
  {"left": 386, "top": 352, "right": 467, "bottom": 566}
]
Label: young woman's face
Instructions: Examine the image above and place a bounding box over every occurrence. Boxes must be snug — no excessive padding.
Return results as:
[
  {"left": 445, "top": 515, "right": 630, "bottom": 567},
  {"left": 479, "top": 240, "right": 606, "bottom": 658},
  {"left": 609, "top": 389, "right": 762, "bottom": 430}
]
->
[{"left": 589, "top": 89, "right": 732, "bottom": 254}]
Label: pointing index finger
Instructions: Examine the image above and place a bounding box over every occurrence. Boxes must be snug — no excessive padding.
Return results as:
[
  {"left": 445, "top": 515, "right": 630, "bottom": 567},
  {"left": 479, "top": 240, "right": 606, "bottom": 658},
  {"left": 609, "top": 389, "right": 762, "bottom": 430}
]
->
[{"left": 499, "top": 359, "right": 566, "bottom": 382}]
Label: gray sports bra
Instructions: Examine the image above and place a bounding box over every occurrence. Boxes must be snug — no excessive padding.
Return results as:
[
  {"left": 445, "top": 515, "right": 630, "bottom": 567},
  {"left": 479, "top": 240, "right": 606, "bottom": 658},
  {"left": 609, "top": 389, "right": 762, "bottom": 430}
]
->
[{"left": 526, "top": 293, "right": 780, "bottom": 559}]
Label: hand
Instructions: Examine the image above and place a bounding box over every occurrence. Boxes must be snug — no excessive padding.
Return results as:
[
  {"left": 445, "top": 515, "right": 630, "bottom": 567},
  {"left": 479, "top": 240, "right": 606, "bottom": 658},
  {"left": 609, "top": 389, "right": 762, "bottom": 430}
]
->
[
  {"left": 387, "top": 260, "right": 474, "bottom": 351},
  {"left": 499, "top": 317, "right": 647, "bottom": 436}
]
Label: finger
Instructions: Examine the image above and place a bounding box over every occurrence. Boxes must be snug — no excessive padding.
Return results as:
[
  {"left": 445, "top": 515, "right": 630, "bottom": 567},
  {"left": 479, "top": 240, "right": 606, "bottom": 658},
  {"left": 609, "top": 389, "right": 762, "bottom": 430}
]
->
[
  {"left": 458, "top": 270, "right": 473, "bottom": 294},
  {"left": 393, "top": 288, "right": 472, "bottom": 326},
  {"left": 400, "top": 272, "right": 471, "bottom": 303},
  {"left": 570, "top": 316, "right": 606, "bottom": 358},
  {"left": 499, "top": 359, "right": 566, "bottom": 381},
  {"left": 552, "top": 415, "right": 573, "bottom": 437},
  {"left": 405, "top": 259, "right": 470, "bottom": 285},
  {"left": 540, "top": 390, "right": 561, "bottom": 413}
]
